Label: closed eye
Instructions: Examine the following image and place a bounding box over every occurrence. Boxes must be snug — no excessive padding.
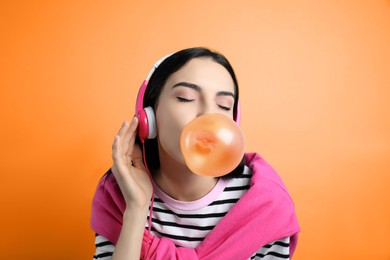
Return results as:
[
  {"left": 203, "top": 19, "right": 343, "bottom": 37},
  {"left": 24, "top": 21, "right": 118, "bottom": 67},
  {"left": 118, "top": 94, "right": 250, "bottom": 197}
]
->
[
  {"left": 177, "top": 97, "right": 195, "bottom": 102},
  {"left": 218, "top": 105, "right": 231, "bottom": 111}
]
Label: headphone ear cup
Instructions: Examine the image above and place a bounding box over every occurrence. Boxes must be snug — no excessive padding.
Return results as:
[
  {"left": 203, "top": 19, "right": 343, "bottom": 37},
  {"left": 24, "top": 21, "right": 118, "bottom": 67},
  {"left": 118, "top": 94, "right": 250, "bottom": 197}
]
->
[
  {"left": 144, "top": 106, "right": 157, "bottom": 139},
  {"left": 136, "top": 106, "right": 157, "bottom": 141}
]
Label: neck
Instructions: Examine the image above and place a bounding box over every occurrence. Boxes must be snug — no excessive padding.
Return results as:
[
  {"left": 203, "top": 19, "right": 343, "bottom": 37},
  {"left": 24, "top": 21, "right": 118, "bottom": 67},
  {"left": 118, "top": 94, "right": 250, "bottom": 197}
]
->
[{"left": 154, "top": 145, "right": 218, "bottom": 202}]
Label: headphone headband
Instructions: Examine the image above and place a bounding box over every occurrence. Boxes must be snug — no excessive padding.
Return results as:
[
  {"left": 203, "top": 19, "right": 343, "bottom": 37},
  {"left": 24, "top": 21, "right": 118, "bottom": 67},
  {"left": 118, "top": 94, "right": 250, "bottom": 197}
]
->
[{"left": 135, "top": 54, "right": 172, "bottom": 115}]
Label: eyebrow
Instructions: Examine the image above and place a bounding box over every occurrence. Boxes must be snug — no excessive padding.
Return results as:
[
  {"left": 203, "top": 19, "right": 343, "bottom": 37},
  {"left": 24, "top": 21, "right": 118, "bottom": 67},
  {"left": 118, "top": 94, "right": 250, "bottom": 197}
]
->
[{"left": 172, "top": 81, "right": 235, "bottom": 98}]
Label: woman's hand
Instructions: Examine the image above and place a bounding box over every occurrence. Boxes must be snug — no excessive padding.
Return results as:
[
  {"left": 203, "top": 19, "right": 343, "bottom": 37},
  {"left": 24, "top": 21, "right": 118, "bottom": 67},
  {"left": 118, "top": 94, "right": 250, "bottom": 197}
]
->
[{"left": 111, "top": 117, "right": 153, "bottom": 211}]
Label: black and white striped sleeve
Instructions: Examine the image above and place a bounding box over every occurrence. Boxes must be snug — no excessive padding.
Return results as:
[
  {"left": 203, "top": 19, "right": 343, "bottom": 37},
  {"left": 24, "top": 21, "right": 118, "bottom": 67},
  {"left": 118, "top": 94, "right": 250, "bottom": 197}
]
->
[
  {"left": 250, "top": 237, "right": 290, "bottom": 259},
  {"left": 93, "top": 233, "right": 115, "bottom": 260}
]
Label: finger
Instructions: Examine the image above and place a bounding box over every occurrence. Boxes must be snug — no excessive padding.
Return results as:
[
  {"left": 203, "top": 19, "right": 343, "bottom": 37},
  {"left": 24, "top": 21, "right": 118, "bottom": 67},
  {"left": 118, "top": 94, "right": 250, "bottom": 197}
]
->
[
  {"left": 112, "top": 135, "right": 122, "bottom": 161},
  {"left": 112, "top": 135, "right": 128, "bottom": 165},
  {"left": 131, "top": 144, "right": 147, "bottom": 171},
  {"left": 123, "top": 117, "right": 139, "bottom": 156},
  {"left": 117, "top": 120, "right": 130, "bottom": 139},
  {"left": 112, "top": 135, "right": 132, "bottom": 180}
]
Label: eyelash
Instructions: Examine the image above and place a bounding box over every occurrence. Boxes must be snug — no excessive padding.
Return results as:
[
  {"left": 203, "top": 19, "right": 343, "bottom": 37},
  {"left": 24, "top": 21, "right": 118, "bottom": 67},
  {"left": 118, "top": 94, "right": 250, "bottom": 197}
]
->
[
  {"left": 177, "top": 97, "right": 194, "bottom": 102},
  {"left": 218, "top": 105, "right": 231, "bottom": 111},
  {"left": 177, "top": 97, "right": 231, "bottom": 111}
]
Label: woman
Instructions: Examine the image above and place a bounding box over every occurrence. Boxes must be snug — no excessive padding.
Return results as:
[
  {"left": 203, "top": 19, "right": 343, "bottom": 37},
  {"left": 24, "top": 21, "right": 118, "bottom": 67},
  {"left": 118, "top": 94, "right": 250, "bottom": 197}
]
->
[{"left": 91, "top": 47, "right": 300, "bottom": 259}]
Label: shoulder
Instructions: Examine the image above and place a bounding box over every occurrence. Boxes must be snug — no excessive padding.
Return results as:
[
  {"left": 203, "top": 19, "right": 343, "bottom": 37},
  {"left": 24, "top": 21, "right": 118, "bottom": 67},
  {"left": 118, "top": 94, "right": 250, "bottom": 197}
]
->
[
  {"left": 243, "top": 153, "right": 300, "bottom": 251},
  {"left": 91, "top": 170, "right": 125, "bottom": 244},
  {"left": 92, "top": 171, "right": 125, "bottom": 212},
  {"left": 245, "top": 153, "right": 293, "bottom": 199}
]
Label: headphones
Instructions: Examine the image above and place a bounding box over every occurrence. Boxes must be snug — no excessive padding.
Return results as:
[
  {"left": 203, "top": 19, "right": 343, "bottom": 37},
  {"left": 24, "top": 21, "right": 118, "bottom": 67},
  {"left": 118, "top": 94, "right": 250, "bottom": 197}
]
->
[{"left": 135, "top": 54, "right": 241, "bottom": 142}]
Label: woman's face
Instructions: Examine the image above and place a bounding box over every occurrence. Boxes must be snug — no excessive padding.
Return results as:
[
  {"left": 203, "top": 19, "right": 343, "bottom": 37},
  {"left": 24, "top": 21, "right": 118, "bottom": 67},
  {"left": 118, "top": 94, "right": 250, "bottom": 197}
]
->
[{"left": 155, "top": 57, "right": 236, "bottom": 165}]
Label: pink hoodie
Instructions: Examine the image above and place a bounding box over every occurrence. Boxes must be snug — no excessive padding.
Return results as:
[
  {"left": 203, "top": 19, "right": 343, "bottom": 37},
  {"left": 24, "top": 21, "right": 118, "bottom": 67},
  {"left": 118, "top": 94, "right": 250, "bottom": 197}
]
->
[{"left": 91, "top": 153, "right": 300, "bottom": 259}]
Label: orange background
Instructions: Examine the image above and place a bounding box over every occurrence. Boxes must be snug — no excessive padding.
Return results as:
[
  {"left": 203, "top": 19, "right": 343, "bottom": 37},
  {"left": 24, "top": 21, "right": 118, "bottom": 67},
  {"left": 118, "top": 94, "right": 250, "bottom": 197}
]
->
[{"left": 1, "top": 1, "right": 389, "bottom": 259}]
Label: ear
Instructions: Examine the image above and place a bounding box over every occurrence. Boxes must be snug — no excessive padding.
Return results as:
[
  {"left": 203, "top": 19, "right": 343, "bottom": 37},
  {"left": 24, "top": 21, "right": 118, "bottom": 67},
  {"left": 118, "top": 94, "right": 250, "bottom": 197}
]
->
[{"left": 136, "top": 106, "right": 157, "bottom": 141}]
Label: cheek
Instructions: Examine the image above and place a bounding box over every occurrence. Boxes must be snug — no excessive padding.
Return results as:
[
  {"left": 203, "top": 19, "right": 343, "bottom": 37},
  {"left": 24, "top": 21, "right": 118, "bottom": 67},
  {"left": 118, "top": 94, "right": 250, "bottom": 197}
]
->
[
  {"left": 156, "top": 100, "right": 197, "bottom": 138},
  {"left": 155, "top": 104, "right": 191, "bottom": 162},
  {"left": 157, "top": 104, "right": 186, "bottom": 135},
  {"left": 157, "top": 114, "right": 182, "bottom": 140}
]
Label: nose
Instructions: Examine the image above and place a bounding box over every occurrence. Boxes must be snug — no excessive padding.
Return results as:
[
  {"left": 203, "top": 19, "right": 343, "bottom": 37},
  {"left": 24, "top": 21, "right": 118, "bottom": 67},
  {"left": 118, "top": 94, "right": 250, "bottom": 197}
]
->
[{"left": 197, "top": 100, "right": 215, "bottom": 117}]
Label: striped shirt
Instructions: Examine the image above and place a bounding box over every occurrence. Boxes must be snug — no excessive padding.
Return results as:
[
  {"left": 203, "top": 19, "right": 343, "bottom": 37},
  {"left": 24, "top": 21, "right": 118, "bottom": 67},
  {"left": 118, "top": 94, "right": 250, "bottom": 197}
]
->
[{"left": 93, "top": 166, "right": 291, "bottom": 259}]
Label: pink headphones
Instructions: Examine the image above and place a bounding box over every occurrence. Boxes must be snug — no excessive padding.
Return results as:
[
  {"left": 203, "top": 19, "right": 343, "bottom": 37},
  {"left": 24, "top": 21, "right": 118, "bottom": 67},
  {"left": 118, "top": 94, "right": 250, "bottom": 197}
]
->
[{"left": 135, "top": 54, "right": 241, "bottom": 142}]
